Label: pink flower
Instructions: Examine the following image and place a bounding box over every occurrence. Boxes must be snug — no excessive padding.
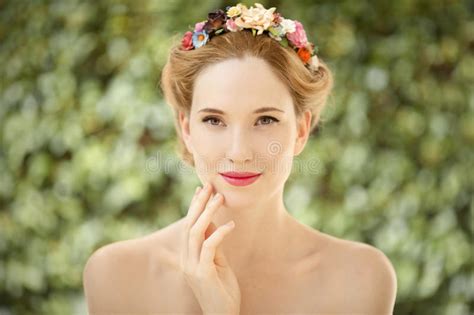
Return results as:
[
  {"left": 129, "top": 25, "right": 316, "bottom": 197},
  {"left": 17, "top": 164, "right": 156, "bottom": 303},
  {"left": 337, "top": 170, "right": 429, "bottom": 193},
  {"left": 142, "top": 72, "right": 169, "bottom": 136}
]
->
[
  {"left": 194, "top": 21, "right": 206, "bottom": 32},
  {"left": 286, "top": 20, "right": 308, "bottom": 48},
  {"left": 181, "top": 31, "right": 194, "bottom": 50},
  {"left": 225, "top": 18, "right": 241, "bottom": 32}
]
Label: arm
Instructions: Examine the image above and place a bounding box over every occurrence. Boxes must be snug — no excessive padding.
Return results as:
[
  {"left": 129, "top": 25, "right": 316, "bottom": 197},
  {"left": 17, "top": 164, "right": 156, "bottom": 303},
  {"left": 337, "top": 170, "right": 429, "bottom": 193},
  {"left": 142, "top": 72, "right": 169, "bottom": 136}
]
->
[
  {"left": 83, "top": 245, "right": 113, "bottom": 314},
  {"left": 83, "top": 243, "right": 136, "bottom": 314},
  {"left": 358, "top": 246, "right": 398, "bottom": 315}
]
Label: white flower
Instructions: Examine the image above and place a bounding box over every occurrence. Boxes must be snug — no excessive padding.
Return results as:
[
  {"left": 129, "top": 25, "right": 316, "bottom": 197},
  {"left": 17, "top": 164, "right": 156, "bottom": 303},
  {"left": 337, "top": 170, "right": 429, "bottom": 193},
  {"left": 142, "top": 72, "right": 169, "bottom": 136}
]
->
[
  {"left": 226, "top": 3, "right": 246, "bottom": 17},
  {"left": 234, "top": 3, "right": 276, "bottom": 35},
  {"left": 268, "top": 25, "right": 284, "bottom": 41},
  {"left": 279, "top": 18, "right": 296, "bottom": 34},
  {"left": 311, "top": 55, "right": 320, "bottom": 69}
]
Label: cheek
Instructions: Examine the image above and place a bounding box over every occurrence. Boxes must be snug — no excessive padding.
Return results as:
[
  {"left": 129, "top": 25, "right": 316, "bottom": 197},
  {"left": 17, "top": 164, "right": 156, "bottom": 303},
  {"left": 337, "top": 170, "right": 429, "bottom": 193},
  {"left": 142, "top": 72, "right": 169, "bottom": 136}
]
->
[
  {"left": 191, "top": 124, "right": 295, "bottom": 161},
  {"left": 254, "top": 136, "right": 295, "bottom": 175},
  {"left": 190, "top": 128, "right": 221, "bottom": 174},
  {"left": 189, "top": 125, "right": 217, "bottom": 153},
  {"left": 260, "top": 127, "right": 295, "bottom": 156}
]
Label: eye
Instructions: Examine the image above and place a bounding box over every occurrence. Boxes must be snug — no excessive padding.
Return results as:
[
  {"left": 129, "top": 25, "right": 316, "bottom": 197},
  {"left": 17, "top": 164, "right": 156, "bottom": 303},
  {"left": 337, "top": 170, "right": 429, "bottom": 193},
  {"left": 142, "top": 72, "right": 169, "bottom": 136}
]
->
[
  {"left": 202, "top": 116, "right": 224, "bottom": 126},
  {"left": 201, "top": 115, "right": 280, "bottom": 127},
  {"left": 256, "top": 116, "right": 279, "bottom": 125}
]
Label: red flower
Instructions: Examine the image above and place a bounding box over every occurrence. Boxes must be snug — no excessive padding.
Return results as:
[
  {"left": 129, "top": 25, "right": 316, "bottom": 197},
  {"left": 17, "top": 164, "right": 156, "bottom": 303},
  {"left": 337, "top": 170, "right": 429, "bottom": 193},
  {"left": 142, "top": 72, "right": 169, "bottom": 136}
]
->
[
  {"left": 297, "top": 46, "right": 312, "bottom": 64},
  {"left": 181, "top": 31, "right": 194, "bottom": 50}
]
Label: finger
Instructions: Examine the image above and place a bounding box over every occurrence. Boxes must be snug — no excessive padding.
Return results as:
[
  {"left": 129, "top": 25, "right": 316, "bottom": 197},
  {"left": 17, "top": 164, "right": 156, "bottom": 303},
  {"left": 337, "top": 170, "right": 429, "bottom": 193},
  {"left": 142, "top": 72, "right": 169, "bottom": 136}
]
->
[
  {"left": 187, "top": 186, "right": 202, "bottom": 216},
  {"left": 193, "top": 186, "right": 202, "bottom": 201},
  {"left": 191, "top": 193, "right": 223, "bottom": 240},
  {"left": 214, "top": 239, "right": 230, "bottom": 268},
  {"left": 189, "top": 192, "right": 223, "bottom": 266},
  {"left": 208, "top": 221, "right": 232, "bottom": 268},
  {"left": 186, "top": 184, "right": 214, "bottom": 267},
  {"left": 180, "top": 186, "right": 202, "bottom": 268},
  {"left": 188, "top": 186, "right": 202, "bottom": 218},
  {"left": 205, "top": 221, "right": 218, "bottom": 240},
  {"left": 181, "top": 185, "right": 202, "bottom": 267},
  {"left": 200, "top": 220, "right": 235, "bottom": 269},
  {"left": 186, "top": 183, "right": 214, "bottom": 228}
]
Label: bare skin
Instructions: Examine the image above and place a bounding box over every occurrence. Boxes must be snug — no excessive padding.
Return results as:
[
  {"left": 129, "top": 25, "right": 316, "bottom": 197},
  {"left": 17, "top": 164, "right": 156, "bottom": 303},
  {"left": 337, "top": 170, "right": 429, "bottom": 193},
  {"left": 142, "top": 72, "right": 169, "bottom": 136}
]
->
[
  {"left": 83, "top": 56, "right": 396, "bottom": 314},
  {"left": 83, "top": 206, "right": 392, "bottom": 314}
]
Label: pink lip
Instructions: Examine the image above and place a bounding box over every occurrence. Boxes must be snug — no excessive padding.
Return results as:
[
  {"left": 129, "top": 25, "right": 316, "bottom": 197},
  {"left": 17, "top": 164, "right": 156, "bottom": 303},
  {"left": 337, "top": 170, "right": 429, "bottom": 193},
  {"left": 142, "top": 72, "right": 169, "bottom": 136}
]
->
[
  {"left": 220, "top": 172, "right": 262, "bottom": 186},
  {"left": 220, "top": 171, "right": 261, "bottom": 178}
]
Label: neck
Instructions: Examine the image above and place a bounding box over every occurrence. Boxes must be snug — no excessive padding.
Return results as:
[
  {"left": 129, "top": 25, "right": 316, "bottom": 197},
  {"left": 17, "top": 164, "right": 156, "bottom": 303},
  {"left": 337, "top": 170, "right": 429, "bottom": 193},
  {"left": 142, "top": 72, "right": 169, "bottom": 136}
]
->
[{"left": 211, "top": 186, "right": 294, "bottom": 275}]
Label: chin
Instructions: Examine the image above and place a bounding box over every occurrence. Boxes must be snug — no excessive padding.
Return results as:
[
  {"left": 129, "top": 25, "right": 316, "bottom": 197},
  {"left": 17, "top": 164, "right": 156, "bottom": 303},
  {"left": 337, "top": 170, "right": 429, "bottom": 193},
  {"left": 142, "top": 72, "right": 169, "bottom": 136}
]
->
[
  {"left": 213, "top": 176, "right": 265, "bottom": 204},
  {"left": 219, "top": 191, "right": 260, "bottom": 209}
]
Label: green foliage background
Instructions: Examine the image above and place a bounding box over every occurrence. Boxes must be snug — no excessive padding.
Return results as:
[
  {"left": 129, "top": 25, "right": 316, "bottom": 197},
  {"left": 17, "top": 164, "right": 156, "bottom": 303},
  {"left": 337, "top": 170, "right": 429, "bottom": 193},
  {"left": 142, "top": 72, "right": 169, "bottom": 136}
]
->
[{"left": 0, "top": 0, "right": 472, "bottom": 314}]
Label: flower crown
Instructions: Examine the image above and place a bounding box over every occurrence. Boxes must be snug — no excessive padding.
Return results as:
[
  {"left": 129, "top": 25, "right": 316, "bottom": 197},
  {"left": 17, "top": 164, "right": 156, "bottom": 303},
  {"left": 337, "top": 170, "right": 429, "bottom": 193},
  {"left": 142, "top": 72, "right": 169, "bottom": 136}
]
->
[{"left": 180, "top": 3, "right": 320, "bottom": 70}]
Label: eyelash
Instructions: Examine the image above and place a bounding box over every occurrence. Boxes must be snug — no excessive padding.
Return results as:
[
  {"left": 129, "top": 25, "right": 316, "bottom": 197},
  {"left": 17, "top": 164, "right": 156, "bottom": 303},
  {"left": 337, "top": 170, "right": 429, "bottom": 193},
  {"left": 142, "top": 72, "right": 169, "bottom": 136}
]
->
[{"left": 201, "top": 116, "right": 280, "bottom": 127}]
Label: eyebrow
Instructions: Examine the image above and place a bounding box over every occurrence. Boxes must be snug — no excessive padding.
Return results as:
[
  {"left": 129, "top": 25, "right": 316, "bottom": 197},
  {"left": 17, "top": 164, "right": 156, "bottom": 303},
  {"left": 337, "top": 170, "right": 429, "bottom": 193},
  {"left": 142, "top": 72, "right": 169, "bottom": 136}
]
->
[{"left": 197, "top": 106, "right": 285, "bottom": 114}]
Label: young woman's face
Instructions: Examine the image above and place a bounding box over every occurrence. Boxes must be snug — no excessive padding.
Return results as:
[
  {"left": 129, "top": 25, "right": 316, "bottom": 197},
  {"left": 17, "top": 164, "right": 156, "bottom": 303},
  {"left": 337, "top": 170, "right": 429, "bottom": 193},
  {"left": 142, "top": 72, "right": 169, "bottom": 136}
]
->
[{"left": 180, "top": 56, "right": 310, "bottom": 207}]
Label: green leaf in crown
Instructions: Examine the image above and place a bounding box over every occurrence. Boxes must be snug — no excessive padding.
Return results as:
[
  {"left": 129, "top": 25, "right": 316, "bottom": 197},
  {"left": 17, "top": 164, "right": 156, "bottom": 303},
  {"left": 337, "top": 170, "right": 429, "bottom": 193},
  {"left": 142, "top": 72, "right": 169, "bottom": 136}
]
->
[{"left": 279, "top": 37, "right": 289, "bottom": 47}]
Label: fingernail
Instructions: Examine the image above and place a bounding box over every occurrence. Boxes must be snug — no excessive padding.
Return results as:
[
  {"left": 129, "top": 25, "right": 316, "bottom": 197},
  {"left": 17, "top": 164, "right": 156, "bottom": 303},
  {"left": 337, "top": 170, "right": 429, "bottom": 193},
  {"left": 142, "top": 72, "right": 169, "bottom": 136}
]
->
[
  {"left": 213, "top": 193, "right": 221, "bottom": 200},
  {"left": 195, "top": 186, "right": 201, "bottom": 194},
  {"left": 227, "top": 221, "right": 235, "bottom": 228}
]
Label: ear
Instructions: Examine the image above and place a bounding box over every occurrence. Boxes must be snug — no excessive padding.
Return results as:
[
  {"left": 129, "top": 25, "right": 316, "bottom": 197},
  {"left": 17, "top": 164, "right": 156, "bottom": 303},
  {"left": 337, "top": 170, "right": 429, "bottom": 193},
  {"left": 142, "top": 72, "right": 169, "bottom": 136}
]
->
[
  {"left": 294, "top": 109, "right": 312, "bottom": 157},
  {"left": 178, "top": 110, "right": 194, "bottom": 155}
]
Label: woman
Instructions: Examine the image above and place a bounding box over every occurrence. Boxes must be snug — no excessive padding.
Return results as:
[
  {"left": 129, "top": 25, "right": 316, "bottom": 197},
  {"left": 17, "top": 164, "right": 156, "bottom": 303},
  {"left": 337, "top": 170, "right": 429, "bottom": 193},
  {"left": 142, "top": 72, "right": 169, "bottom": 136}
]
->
[{"left": 83, "top": 3, "right": 397, "bottom": 314}]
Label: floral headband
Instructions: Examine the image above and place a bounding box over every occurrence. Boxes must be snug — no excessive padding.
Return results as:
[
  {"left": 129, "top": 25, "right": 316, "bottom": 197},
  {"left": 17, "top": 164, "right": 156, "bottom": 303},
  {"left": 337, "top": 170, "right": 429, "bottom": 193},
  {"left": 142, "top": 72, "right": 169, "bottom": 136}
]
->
[{"left": 180, "top": 2, "right": 320, "bottom": 70}]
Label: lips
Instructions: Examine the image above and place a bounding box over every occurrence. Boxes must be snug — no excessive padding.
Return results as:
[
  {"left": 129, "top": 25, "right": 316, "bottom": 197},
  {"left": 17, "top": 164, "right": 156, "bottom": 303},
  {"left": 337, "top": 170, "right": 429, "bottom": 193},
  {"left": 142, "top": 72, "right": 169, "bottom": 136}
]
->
[
  {"left": 219, "top": 171, "right": 261, "bottom": 178},
  {"left": 219, "top": 171, "right": 262, "bottom": 187}
]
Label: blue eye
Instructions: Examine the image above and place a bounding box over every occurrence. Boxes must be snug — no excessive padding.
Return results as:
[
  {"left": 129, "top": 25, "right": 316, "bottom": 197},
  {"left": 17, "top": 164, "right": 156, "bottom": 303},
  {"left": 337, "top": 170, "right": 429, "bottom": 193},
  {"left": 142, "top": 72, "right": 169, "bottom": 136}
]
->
[{"left": 201, "top": 116, "right": 279, "bottom": 126}]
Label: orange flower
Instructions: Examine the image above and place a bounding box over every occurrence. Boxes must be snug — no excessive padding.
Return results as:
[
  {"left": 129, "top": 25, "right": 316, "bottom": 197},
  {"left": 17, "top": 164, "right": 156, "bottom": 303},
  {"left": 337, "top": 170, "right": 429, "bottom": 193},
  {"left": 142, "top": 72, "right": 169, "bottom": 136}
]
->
[{"left": 297, "top": 46, "right": 311, "bottom": 63}]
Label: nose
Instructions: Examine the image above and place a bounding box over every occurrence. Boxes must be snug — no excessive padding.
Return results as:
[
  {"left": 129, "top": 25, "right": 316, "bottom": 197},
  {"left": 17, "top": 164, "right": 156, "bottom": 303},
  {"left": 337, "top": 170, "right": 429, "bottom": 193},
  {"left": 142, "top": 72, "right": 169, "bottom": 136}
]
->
[{"left": 225, "top": 127, "right": 253, "bottom": 164}]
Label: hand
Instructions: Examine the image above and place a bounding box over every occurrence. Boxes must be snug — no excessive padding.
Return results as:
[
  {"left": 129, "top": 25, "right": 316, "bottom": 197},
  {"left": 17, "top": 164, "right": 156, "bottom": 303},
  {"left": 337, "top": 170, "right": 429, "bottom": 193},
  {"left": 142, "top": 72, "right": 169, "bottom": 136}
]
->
[{"left": 180, "top": 183, "right": 241, "bottom": 315}]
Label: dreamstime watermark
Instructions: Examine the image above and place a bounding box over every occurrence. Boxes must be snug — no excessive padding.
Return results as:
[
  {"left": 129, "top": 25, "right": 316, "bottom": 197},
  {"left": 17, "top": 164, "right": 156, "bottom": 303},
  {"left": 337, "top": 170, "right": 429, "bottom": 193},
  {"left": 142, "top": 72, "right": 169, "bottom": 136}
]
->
[
  {"left": 145, "top": 141, "right": 323, "bottom": 175},
  {"left": 145, "top": 151, "right": 195, "bottom": 175},
  {"left": 267, "top": 140, "right": 283, "bottom": 155}
]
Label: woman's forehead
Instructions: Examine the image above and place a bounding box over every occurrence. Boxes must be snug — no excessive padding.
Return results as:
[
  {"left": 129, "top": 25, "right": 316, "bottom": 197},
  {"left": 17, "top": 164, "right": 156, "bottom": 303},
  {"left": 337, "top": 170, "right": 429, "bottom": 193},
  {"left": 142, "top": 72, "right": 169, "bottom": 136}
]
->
[{"left": 192, "top": 58, "right": 293, "bottom": 113}]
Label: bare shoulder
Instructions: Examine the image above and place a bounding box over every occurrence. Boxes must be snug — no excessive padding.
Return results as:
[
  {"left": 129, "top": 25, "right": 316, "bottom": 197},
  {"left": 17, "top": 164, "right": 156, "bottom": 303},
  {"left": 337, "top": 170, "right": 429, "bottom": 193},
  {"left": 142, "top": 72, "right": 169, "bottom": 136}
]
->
[
  {"left": 83, "top": 218, "right": 184, "bottom": 279},
  {"left": 82, "top": 237, "right": 145, "bottom": 313},
  {"left": 292, "top": 224, "right": 396, "bottom": 314},
  {"left": 327, "top": 235, "right": 398, "bottom": 314},
  {"left": 82, "top": 225, "right": 177, "bottom": 314}
]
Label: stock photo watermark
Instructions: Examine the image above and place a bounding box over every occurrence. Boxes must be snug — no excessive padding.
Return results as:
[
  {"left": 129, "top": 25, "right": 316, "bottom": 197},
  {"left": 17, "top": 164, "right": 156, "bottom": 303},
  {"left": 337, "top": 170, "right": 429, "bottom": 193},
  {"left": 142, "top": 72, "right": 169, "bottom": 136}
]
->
[{"left": 145, "top": 141, "right": 323, "bottom": 175}]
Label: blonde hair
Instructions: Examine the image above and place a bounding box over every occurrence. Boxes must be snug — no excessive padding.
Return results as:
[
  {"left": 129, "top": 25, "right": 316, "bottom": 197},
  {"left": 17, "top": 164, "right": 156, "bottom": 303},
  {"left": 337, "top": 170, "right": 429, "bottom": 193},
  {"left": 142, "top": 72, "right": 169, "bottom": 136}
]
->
[{"left": 159, "top": 30, "right": 334, "bottom": 168}]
